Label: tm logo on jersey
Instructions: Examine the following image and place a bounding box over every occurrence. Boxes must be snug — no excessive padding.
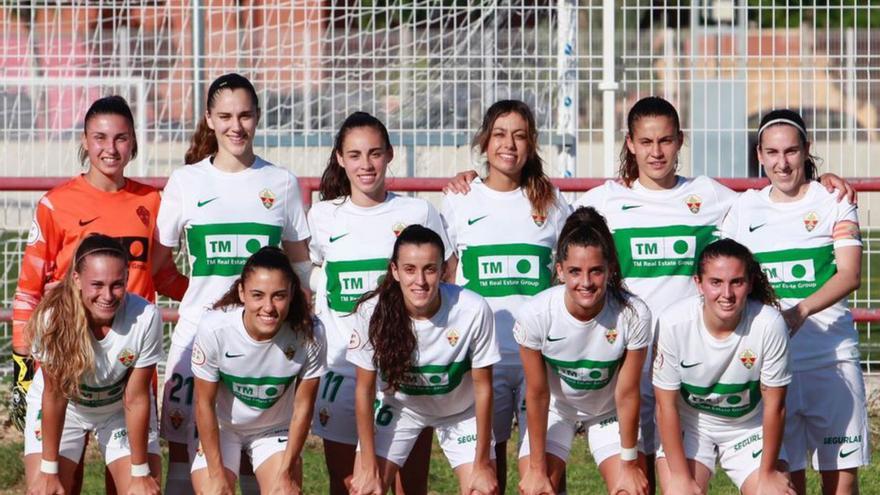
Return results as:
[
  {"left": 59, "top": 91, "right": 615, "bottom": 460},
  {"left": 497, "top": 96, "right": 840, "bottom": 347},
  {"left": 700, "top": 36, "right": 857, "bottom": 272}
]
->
[
  {"left": 754, "top": 246, "right": 835, "bottom": 298},
  {"left": 188, "top": 223, "right": 282, "bottom": 277},
  {"left": 614, "top": 225, "right": 716, "bottom": 278},
  {"left": 461, "top": 244, "right": 551, "bottom": 298},
  {"left": 544, "top": 356, "right": 620, "bottom": 391},
  {"left": 325, "top": 258, "right": 390, "bottom": 312},
  {"left": 396, "top": 360, "right": 471, "bottom": 396},
  {"left": 219, "top": 372, "right": 295, "bottom": 410},
  {"left": 680, "top": 381, "right": 761, "bottom": 418}
]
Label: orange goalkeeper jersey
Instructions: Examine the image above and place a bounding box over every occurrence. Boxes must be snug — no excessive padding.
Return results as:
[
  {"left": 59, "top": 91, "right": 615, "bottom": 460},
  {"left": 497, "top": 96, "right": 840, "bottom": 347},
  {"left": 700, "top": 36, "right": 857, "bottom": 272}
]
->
[{"left": 12, "top": 175, "right": 161, "bottom": 349}]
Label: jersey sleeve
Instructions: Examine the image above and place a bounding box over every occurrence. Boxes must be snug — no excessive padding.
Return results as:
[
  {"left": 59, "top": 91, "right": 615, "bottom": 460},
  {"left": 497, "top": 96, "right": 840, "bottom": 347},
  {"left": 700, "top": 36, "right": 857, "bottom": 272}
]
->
[
  {"left": 12, "top": 196, "right": 63, "bottom": 350},
  {"left": 651, "top": 318, "right": 681, "bottom": 391},
  {"left": 572, "top": 181, "right": 608, "bottom": 210},
  {"left": 624, "top": 297, "right": 652, "bottom": 350},
  {"left": 440, "top": 193, "right": 458, "bottom": 254},
  {"left": 831, "top": 200, "right": 862, "bottom": 249},
  {"left": 282, "top": 172, "right": 311, "bottom": 242},
  {"left": 345, "top": 307, "right": 375, "bottom": 371},
  {"left": 719, "top": 195, "right": 742, "bottom": 239},
  {"left": 299, "top": 319, "right": 327, "bottom": 380},
  {"left": 191, "top": 323, "right": 221, "bottom": 382},
  {"left": 470, "top": 297, "right": 501, "bottom": 368},
  {"left": 550, "top": 190, "right": 573, "bottom": 240},
  {"left": 424, "top": 201, "right": 454, "bottom": 261},
  {"left": 306, "top": 207, "right": 325, "bottom": 265},
  {"left": 135, "top": 303, "right": 164, "bottom": 368},
  {"left": 760, "top": 313, "right": 792, "bottom": 388},
  {"left": 708, "top": 177, "right": 739, "bottom": 220},
  {"left": 512, "top": 298, "right": 547, "bottom": 351},
  {"left": 156, "top": 170, "right": 186, "bottom": 248}
]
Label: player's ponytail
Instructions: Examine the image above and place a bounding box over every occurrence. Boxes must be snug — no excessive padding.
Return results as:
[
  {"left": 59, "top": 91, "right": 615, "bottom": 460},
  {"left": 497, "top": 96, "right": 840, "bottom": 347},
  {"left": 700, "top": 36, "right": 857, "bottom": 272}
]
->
[
  {"left": 556, "top": 206, "right": 631, "bottom": 310},
  {"left": 619, "top": 96, "right": 683, "bottom": 187},
  {"left": 356, "top": 225, "right": 445, "bottom": 392},
  {"left": 184, "top": 73, "right": 260, "bottom": 165},
  {"left": 320, "top": 111, "right": 393, "bottom": 201},
  {"left": 696, "top": 239, "right": 779, "bottom": 309},
  {"left": 213, "top": 246, "right": 313, "bottom": 340},
  {"left": 79, "top": 95, "right": 138, "bottom": 165},
  {"left": 27, "top": 235, "right": 128, "bottom": 400},
  {"left": 474, "top": 100, "right": 556, "bottom": 217}
]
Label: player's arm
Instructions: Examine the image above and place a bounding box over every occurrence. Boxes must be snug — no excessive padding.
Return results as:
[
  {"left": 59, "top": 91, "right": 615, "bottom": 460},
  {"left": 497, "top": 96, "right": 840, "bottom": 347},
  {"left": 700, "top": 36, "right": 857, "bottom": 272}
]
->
[
  {"left": 29, "top": 370, "right": 69, "bottom": 494},
  {"left": 756, "top": 384, "right": 792, "bottom": 491},
  {"left": 150, "top": 242, "right": 188, "bottom": 301},
  {"left": 817, "top": 173, "right": 857, "bottom": 204},
  {"left": 193, "top": 377, "right": 234, "bottom": 492},
  {"left": 612, "top": 348, "right": 648, "bottom": 495},
  {"left": 783, "top": 238, "right": 860, "bottom": 334},
  {"left": 124, "top": 365, "right": 161, "bottom": 493},
  {"left": 654, "top": 387, "right": 699, "bottom": 493},
  {"left": 443, "top": 170, "right": 479, "bottom": 194},
  {"left": 443, "top": 255, "right": 458, "bottom": 283},
  {"left": 518, "top": 345, "right": 554, "bottom": 495},
  {"left": 283, "top": 240, "right": 313, "bottom": 300},
  {"left": 468, "top": 366, "right": 498, "bottom": 494},
  {"left": 271, "top": 375, "right": 320, "bottom": 493},
  {"left": 351, "top": 365, "right": 383, "bottom": 495}
]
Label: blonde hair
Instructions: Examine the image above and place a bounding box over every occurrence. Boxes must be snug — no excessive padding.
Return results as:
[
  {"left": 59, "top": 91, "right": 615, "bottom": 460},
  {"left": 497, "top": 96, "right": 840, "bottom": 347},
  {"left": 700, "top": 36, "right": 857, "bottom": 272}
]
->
[{"left": 26, "top": 235, "right": 127, "bottom": 399}]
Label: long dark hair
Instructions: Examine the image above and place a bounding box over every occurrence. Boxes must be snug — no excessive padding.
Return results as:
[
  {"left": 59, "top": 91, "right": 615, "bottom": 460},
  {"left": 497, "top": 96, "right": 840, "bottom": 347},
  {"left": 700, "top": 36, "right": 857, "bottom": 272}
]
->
[
  {"left": 213, "top": 246, "right": 313, "bottom": 339},
  {"left": 619, "top": 96, "right": 682, "bottom": 187},
  {"left": 473, "top": 100, "right": 556, "bottom": 217},
  {"left": 756, "top": 109, "right": 819, "bottom": 181},
  {"left": 319, "top": 111, "right": 393, "bottom": 201},
  {"left": 185, "top": 73, "right": 260, "bottom": 165},
  {"left": 556, "top": 206, "right": 631, "bottom": 310},
  {"left": 696, "top": 239, "right": 779, "bottom": 309},
  {"left": 356, "top": 225, "right": 445, "bottom": 392},
  {"left": 79, "top": 95, "right": 138, "bottom": 165}
]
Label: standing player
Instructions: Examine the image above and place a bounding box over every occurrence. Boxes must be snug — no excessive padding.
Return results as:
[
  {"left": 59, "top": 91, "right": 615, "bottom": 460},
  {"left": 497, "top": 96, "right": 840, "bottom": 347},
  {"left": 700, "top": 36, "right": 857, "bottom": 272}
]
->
[
  {"left": 440, "top": 99, "right": 570, "bottom": 491},
  {"left": 348, "top": 226, "right": 500, "bottom": 495},
  {"left": 190, "top": 247, "right": 325, "bottom": 494},
  {"left": 722, "top": 110, "right": 866, "bottom": 494},
  {"left": 653, "top": 239, "right": 793, "bottom": 495},
  {"left": 308, "top": 111, "right": 451, "bottom": 494},
  {"left": 24, "top": 235, "right": 163, "bottom": 494},
  {"left": 156, "top": 73, "right": 311, "bottom": 493},
  {"left": 515, "top": 207, "right": 649, "bottom": 495}
]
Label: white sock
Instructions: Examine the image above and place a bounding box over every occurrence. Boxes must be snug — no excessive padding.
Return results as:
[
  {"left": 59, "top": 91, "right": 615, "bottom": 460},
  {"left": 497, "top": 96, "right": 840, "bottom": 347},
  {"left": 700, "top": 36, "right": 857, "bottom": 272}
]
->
[
  {"left": 165, "top": 462, "right": 194, "bottom": 495},
  {"left": 239, "top": 473, "right": 260, "bottom": 494}
]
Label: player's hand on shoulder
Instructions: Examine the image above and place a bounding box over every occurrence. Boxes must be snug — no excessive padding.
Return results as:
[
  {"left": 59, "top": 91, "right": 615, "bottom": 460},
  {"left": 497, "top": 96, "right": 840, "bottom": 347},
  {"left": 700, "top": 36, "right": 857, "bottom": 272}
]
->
[{"left": 443, "top": 170, "right": 478, "bottom": 195}]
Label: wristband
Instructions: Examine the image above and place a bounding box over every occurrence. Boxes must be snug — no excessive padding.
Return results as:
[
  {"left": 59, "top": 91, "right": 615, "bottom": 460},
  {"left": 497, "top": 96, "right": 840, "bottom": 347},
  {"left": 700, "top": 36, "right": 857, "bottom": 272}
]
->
[
  {"left": 619, "top": 446, "right": 639, "bottom": 461},
  {"left": 40, "top": 459, "right": 59, "bottom": 474},
  {"left": 131, "top": 462, "right": 151, "bottom": 477}
]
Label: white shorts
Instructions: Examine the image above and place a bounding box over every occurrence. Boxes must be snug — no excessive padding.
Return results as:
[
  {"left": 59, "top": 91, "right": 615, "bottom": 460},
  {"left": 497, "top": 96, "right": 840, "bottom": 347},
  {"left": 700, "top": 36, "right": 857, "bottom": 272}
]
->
[
  {"left": 159, "top": 340, "right": 196, "bottom": 445},
  {"left": 492, "top": 365, "right": 524, "bottom": 444},
  {"left": 359, "top": 401, "right": 495, "bottom": 469},
  {"left": 519, "top": 409, "right": 644, "bottom": 466},
  {"left": 191, "top": 425, "right": 290, "bottom": 474},
  {"left": 640, "top": 366, "right": 657, "bottom": 454},
  {"left": 784, "top": 361, "right": 870, "bottom": 472},
  {"left": 656, "top": 415, "right": 787, "bottom": 489},
  {"left": 310, "top": 368, "right": 358, "bottom": 445},
  {"left": 24, "top": 372, "right": 160, "bottom": 465}
]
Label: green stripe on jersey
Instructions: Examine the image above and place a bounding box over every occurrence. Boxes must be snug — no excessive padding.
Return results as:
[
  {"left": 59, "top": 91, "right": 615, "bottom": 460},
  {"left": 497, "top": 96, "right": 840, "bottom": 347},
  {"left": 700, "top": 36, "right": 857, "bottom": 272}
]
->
[
  {"left": 460, "top": 244, "right": 552, "bottom": 297},
  {"left": 613, "top": 225, "right": 717, "bottom": 278},
  {"left": 187, "top": 223, "right": 283, "bottom": 277},
  {"left": 753, "top": 245, "right": 835, "bottom": 299},
  {"left": 74, "top": 375, "right": 128, "bottom": 408},
  {"left": 543, "top": 355, "right": 621, "bottom": 390},
  {"left": 219, "top": 372, "right": 296, "bottom": 410},
  {"left": 680, "top": 380, "right": 761, "bottom": 418},
  {"left": 324, "top": 258, "right": 389, "bottom": 312},
  {"left": 396, "top": 358, "right": 472, "bottom": 396}
]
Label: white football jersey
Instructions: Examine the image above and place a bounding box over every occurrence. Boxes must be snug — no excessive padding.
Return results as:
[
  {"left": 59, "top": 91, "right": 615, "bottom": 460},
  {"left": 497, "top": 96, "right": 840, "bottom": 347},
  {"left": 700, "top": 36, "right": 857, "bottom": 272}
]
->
[
  {"left": 513, "top": 285, "right": 651, "bottom": 421},
  {"left": 653, "top": 296, "right": 791, "bottom": 429},
  {"left": 157, "top": 157, "right": 310, "bottom": 346},
  {"left": 441, "top": 179, "right": 571, "bottom": 364},
  {"left": 191, "top": 308, "right": 326, "bottom": 434},
  {"left": 721, "top": 181, "right": 862, "bottom": 371},
  {"left": 346, "top": 283, "right": 501, "bottom": 419},
  {"left": 308, "top": 193, "right": 452, "bottom": 374}
]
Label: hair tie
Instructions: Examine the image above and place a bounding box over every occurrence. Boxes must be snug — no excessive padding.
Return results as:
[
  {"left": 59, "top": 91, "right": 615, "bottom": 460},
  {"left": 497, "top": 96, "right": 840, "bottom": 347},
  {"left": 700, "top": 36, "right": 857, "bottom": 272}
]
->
[{"left": 758, "top": 118, "right": 807, "bottom": 141}]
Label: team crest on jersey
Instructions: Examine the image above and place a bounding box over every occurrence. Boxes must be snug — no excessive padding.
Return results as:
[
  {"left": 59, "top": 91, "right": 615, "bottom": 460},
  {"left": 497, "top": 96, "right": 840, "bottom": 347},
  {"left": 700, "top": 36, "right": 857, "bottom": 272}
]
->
[
  {"left": 348, "top": 331, "right": 362, "bottom": 350},
  {"left": 34, "top": 423, "right": 42, "bottom": 441},
  {"left": 27, "top": 219, "right": 42, "bottom": 246},
  {"left": 118, "top": 348, "right": 137, "bottom": 368},
  {"left": 136, "top": 205, "right": 150, "bottom": 227},
  {"left": 686, "top": 195, "right": 702, "bottom": 214},
  {"left": 740, "top": 349, "right": 757, "bottom": 369},
  {"left": 284, "top": 344, "right": 296, "bottom": 361},
  {"left": 605, "top": 328, "right": 618, "bottom": 344},
  {"left": 653, "top": 353, "right": 664, "bottom": 371},
  {"left": 169, "top": 408, "right": 185, "bottom": 430},
  {"left": 259, "top": 188, "right": 276, "bottom": 209},
  {"left": 392, "top": 222, "right": 407, "bottom": 237},
  {"left": 191, "top": 344, "right": 207, "bottom": 366},
  {"left": 446, "top": 329, "right": 460, "bottom": 347},
  {"left": 195, "top": 442, "right": 204, "bottom": 457},
  {"left": 804, "top": 211, "right": 819, "bottom": 232},
  {"left": 318, "top": 407, "right": 330, "bottom": 427},
  {"left": 531, "top": 211, "right": 546, "bottom": 227}
]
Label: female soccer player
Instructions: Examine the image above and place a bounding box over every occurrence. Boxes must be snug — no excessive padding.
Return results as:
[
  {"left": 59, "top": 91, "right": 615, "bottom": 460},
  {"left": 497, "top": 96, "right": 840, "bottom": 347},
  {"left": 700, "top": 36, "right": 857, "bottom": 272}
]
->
[
  {"left": 722, "top": 109, "right": 866, "bottom": 495},
  {"left": 190, "top": 246, "right": 325, "bottom": 494},
  {"left": 156, "top": 73, "right": 311, "bottom": 492},
  {"left": 515, "top": 206, "right": 649, "bottom": 495},
  {"left": 24, "top": 234, "right": 163, "bottom": 495},
  {"left": 440, "top": 100, "right": 571, "bottom": 491},
  {"left": 12, "top": 95, "right": 185, "bottom": 429},
  {"left": 654, "top": 239, "right": 793, "bottom": 495},
  {"left": 347, "top": 225, "right": 500, "bottom": 495},
  {"left": 308, "top": 111, "right": 451, "bottom": 493}
]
